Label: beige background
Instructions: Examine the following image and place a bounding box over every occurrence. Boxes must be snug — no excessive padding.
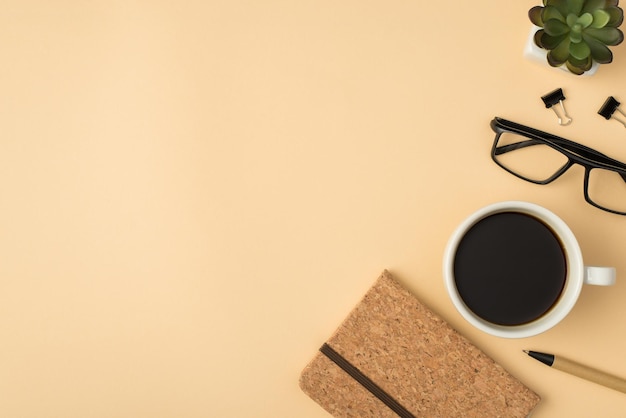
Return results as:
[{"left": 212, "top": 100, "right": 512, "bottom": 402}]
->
[{"left": 2, "top": 1, "right": 626, "bottom": 417}]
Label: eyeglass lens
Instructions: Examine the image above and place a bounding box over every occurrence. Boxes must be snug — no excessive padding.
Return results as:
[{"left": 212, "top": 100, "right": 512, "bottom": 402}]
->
[
  {"left": 494, "top": 132, "right": 568, "bottom": 181},
  {"left": 587, "top": 168, "right": 626, "bottom": 213}
]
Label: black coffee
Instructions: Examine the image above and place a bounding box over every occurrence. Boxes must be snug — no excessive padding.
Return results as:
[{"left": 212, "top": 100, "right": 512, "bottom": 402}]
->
[{"left": 453, "top": 212, "right": 567, "bottom": 326}]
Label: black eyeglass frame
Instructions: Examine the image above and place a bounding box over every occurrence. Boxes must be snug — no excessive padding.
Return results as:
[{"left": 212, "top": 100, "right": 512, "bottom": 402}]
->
[{"left": 490, "top": 117, "right": 626, "bottom": 216}]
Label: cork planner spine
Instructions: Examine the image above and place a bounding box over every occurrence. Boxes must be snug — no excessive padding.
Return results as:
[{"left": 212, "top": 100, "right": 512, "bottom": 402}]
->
[{"left": 299, "top": 270, "right": 540, "bottom": 417}]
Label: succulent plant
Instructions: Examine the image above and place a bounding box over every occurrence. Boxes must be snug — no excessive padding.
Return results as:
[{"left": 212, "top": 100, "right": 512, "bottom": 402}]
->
[{"left": 529, "top": 0, "right": 624, "bottom": 74}]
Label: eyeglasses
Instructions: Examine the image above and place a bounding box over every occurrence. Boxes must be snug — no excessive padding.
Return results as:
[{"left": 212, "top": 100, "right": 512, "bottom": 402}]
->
[{"left": 490, "top": 117, "right": 626, "bottom": 216}]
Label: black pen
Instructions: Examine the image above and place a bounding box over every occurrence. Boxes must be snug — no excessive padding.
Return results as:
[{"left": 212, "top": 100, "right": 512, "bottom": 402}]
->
[{"left": 524, "top": 350, "right": 626, "bottom": 394}]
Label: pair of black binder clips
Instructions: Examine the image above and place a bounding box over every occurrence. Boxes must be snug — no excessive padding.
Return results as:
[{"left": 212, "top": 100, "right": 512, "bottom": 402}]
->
[{"left": 541, "top": 88, "right": 626, "bottom": 128}]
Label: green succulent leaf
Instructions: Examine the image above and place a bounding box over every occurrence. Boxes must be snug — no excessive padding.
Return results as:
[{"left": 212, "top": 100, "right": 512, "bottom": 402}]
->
[
  {"left": 566, "top": 13, "right": 578, "bottom": 27},
  {"left": 606, "top": 6, "right": 625, "bottom": 27},
  {"left": 544, "top": 18, "right": 571, "bottom": 36},
  {"left": 529, "top": 6, "right": 545, "bottom": 26},
  {"left": 566, "top": 0, "right": 584, "bottom": 15},
  {"left": 545, "top": 0, "right": 572, "bottom": 16},
  {"left": 570, "top": 29, "right": 583, "bottom": 42},
  {"left": 585, "top": 27, "right": 625, "bottom": 45},
  {"left": 582, "top": 0, "right": 602, "bottom": 12},
  {"left": 534, "top": 29, "right": 546, "bottom": 47},
  {"left": 591, "top": 10, "right": 611, "bottom": 28},
  {"left": 565, "top": 60, "right": 586, "bottom": 75},
  {"left": 540, "top": 31, "right": 568, "bottom": 48},
  {"left": 543, "top": 6, "right": 566, "bottom": 22},
  {"left": 570, "top": 39, "right": 591, "bottom": 59},
  {"left": 583, "top": 33, "right": 615, "bottom": 62},
  {"left": 568, "top": 55, "right": 593, "bottom": 71},
  {"left": 583, "top": 0, "right": 615, "bottom": 14},
  {"left": 547, "top": 36, "right": 571, "bottom": 64},
  {"left": 577, "top": 12, "right": 594, "bottom": 28}
]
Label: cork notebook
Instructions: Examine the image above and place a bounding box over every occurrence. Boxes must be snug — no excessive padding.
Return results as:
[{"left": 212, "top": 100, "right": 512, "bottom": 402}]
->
[{"left": 299, "top": 270, "right": 541, "bottom": 418}]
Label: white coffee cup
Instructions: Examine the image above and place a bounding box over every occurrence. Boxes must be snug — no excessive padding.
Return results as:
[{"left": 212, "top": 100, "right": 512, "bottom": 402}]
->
[{"left": 443, "top": 201, "right": 615, "bottom": 338}]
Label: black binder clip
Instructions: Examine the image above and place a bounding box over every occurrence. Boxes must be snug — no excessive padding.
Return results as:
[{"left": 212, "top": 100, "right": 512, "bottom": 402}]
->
[
  {"left": 598, "top": 96, "right": 626, "bottom": 128},
  {"left": 541, "top": 88, "right": 572, "bottom": 126}
]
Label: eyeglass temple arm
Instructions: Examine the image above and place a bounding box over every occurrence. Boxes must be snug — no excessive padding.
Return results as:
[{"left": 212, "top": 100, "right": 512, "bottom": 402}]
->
[
  {"left": 496, "top": 135, "right": 626, "bottom": 170},
  {"left": 495, "top": 137, "right": 626, "bottom": 184},
  {"left": 495, "top": 138, "right": 606, "bottom": 158},
  {"left": 493, "top": 140, "right": 539, "bottom": 155},
  {"left": 493, "top": 119, "right": 617, "bottom": 162}
]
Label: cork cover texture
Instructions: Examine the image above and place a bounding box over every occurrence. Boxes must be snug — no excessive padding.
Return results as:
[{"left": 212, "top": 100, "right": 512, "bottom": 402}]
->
[{"left": 299, "top": 270, "right": 541, "bottom": 417}]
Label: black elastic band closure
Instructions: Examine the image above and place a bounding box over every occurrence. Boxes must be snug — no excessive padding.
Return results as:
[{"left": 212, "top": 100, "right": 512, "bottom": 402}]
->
[{"left": 320, "top": 343, "right": 415, "bottom": 418}]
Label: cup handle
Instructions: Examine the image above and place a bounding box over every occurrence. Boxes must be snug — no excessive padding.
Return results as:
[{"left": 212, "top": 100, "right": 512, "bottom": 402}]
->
[{"left": 583, "top": 266, "right": 616, "bottom": 286}]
